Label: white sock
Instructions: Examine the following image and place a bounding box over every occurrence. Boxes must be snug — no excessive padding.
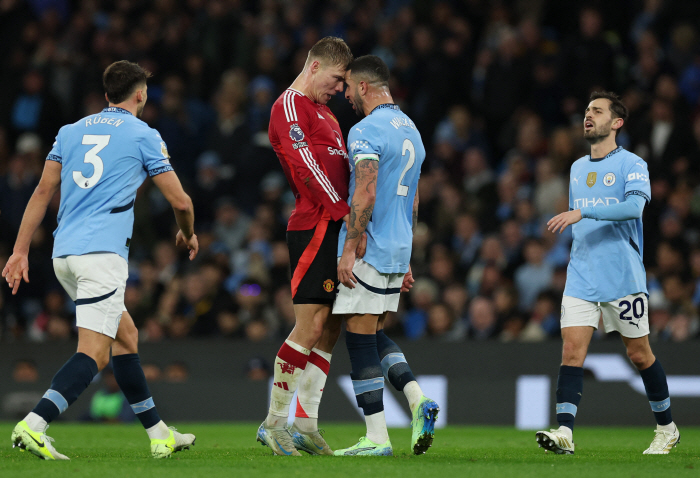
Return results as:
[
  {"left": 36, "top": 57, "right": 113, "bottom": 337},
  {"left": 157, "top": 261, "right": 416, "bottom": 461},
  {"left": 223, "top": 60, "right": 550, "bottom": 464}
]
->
[
  {"left": 365, "top": 411, "right": 389, "bottom": 444},
  {"left": 24, "top": 412, "right": 47, "bottom": 433},
  {"left": 146, "top": 420, "right": 170, "bottom": 440},
  {"left": 658, "top": 421, "right": 676, "bottom": 433},
  {"left": 294, "top": 348, "right": 331, "bottom": 433},
  {"left": 403, "top": 381, "right": 423, "bottom": 413},
  {"left": 266, "top": 340, "right": 310, "bottom": 428},
  {"left": 295, "top": 349, "right": 332, "bottom": 430},
  {"left": 558, "top": 425, "right": 573, "bottom": 441}
]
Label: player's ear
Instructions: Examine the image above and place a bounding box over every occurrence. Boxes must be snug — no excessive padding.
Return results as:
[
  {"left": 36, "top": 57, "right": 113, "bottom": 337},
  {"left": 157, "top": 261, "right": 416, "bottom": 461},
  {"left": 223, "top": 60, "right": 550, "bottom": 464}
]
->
[
  {"left": 612, "top": 117, "right": 624, "bottom": 131},
  {"left": 104, "top": 93, "right": 109, "bottom": 103},
  {"left": 310, "top": 59, "right": 321, "bottom": 74}
]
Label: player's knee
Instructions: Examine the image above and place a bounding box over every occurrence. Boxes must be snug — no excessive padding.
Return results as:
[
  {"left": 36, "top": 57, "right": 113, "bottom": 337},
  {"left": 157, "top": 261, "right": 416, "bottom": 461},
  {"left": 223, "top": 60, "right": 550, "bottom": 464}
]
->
[
  {"left": 88, "top": 349, "right": 111, "bottom": 371},
  {"left": 561, "top": 342, "right": 585, "bottom": 367},
  {"left": 116, "top": 321, "right": 139, "bottom": 353},
  {"left": 308, "top": 317, "right": 325, "bottom": 342},
  {"left": 627, "top": 348, "right": 653, "bottom": 370}
]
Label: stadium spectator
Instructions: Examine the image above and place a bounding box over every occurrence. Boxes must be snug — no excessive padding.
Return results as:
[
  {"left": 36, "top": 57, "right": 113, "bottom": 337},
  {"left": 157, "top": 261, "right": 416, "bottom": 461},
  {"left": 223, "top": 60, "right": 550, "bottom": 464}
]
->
[
  {"left": 12, "top": 360, "right": 39, "bottom": 383},
  {"left": 0, "top": 0, "right": 699, "bottom": 346},
  {"left": 514, "top": 238, "right": 554, "bottom": 311}
]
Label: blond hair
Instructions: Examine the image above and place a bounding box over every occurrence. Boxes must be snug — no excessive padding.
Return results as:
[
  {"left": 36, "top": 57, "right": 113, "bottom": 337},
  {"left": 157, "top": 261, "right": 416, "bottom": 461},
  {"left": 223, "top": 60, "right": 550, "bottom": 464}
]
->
[{"left": 306, "top": 37, "right": 353, "bottom": 69}]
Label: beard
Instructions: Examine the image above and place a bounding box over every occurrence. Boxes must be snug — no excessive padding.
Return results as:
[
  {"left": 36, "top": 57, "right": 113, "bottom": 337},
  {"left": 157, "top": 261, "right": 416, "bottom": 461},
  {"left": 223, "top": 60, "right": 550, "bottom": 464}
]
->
[
  {"left": 584, "top": 120, "right": 612, "bottom": 144},
  {"left": 353, "top": 90, "right": 365, "bottom": 118},
  {"left": 136, "top": 103, "right": 145, "bottom": 118}
]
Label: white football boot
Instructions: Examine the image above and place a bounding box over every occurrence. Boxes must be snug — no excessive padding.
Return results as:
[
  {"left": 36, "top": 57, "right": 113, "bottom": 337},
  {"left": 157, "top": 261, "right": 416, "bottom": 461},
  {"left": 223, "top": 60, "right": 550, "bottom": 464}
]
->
[
  {"left": 11, "top": 421, "right": 69, "bottom": 460},
  {"left": 643, "top": 423, "right": 680, "bottom": 454},
  {"left": 290, "top": 424, "right": 333, "bottom": 455},
  {"left": 256, "top": 422, "right": 301, "bottom": 456},
  {"left": 536, "top": 427, "right": 575, "bottom": 455},
  {"left": 150, "top": 427, "right": 196, "bottom": 459}
]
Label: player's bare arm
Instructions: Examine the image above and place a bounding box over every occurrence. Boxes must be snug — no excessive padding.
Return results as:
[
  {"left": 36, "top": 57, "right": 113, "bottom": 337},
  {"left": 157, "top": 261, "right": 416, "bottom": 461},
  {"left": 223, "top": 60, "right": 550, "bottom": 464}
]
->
[
  {"left": 151, "top": 170, "right": 199, "bottom": 260},
  {"left": 338, "top": 159, "right": 377, "bottom": 288},
  {"left": 402, "top": 188, "right": 419, "bottom": 292},
  {"left": 2, "top": 160, "right": 62, "bottom": 294},
  {"left": 412, "top": 188, "right": 419, "bottom": 233},
  {"left": 547, "top": 209, "right": 582, "bottom": 234}
]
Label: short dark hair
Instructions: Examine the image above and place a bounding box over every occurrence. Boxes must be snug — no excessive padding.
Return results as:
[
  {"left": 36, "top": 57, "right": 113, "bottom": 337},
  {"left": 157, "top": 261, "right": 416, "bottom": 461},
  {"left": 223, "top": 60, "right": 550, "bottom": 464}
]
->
[
  {"left": 308, "top": 37, "right": 353, "bottom": 69},
  {"left": 348, "top": 55, "right": 390, "bottom": 88},
  {"left": 103, "top": 60, "right": 152, "bottom": 104},
  {"left": 589, "top": 90, "right": 628, "bottom": 135}
]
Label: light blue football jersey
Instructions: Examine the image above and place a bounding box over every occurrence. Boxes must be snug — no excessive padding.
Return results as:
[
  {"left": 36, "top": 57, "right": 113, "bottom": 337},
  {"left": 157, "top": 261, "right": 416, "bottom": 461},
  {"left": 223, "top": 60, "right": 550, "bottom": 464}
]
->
[
  {"left": 338, "top": 105, "right": 426, "bottom": 273},
  {"left": 564, "top": 146, "right": 650, "bottom": 302},
  {"left": 47, "top": 107, "right": 174, "bottom": 261}
]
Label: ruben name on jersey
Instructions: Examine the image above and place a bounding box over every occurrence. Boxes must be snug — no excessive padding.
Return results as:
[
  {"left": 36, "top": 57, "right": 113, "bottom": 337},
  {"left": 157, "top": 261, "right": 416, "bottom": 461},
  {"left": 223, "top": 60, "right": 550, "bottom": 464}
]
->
[
  {"left": 339, "top": 104, "right": 426, "bottom": 274},
  {"left": 269, "top": 88, "right": 350, "bottom": 230},
  {"left": 565, "top": 146, "right": 651, "bottom": 302},
  {"left": 47, "top": 107, "right": 173, "bottom": 261}
]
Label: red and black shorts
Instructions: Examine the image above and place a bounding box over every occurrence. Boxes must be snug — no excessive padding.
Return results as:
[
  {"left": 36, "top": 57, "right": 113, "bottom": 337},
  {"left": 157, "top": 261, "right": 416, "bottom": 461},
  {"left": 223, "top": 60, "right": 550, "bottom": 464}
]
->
[{"left": 287, "top": 219, "right": 342, "bottom": 305}]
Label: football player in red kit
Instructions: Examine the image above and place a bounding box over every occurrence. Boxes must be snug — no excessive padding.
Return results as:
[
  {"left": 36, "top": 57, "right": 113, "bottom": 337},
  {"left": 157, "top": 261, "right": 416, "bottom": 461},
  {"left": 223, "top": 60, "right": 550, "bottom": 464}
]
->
[{"left": 257, "top": 37, "right": 354, "bottom": 456}]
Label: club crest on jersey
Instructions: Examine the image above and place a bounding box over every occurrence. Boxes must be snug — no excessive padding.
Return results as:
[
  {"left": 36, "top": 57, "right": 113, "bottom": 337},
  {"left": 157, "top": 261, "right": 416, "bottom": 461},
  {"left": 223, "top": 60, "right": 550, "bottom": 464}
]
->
[
  {"left": 289, "top": 123, "right": 305, "bottom": 142},
  {"left": 603, "top": 172, "right": 616, "bottom": 186},
  {"left": 586, "top": 172, "right": 597, "bottom": 188},
  {"left": 323, "top": 279, "right": 335, "bottom": 292}
]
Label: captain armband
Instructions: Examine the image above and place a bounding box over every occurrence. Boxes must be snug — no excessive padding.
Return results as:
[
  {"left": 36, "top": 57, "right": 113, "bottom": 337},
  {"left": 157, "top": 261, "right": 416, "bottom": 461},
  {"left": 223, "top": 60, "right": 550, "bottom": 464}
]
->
[
  {"left": 624, "top": 190, "right": 650, "bottom": 204},
  {"left": 353, "top": 153, "right": 379, "bottom": 165}
]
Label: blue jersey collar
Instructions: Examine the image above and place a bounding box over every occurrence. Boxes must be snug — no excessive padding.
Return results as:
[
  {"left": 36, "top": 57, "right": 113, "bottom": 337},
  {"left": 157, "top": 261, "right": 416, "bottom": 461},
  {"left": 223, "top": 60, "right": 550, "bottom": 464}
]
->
[
  {"left": 369, "top": 103, "right": 400, "bottom": 115},
  {"left": 102, "top": 107, "right": 133, "bottom": 116},
  {"left": 590, "top": 146, "right": 622, "bottom": 162}
]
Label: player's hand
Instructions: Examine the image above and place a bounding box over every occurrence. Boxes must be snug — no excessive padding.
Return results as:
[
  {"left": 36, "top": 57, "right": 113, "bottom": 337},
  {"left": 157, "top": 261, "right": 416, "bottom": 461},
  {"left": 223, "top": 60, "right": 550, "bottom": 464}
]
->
[
  {"left": 338, "top": 251, "right": 357, "bottom": 289},
  {"left": 355, "top": 232, "right": 367, "bottom": 259},
  {"left": 2, "top": 253, "right": 29, "bottom": 295},
  {"left": 401, "top": 265, "right": 415, "bottom": 292},
  {"left": 176, "top": 231, "right": 199, "bottom": 260},
  {"left": 547, "top": 209, "right": 582, "bottom": 234}
]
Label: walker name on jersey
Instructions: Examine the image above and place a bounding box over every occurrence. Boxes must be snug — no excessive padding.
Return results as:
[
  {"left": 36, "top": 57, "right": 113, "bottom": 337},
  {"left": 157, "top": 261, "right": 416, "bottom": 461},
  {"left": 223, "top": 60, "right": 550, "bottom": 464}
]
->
[
  {"left": 572, "top": 197, "right": 620, "bottom": 209},
  {"left": 84, "top": 115, "right": 125, "bottom": 127},
  {"left": 389, "top": 116, "right": 417, "bottom": 130}
]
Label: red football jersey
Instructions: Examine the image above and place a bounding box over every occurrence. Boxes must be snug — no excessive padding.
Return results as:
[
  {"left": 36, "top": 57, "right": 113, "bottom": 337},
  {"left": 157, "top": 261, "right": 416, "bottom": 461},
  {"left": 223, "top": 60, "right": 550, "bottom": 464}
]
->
[{"left": 269, "top": 88, "right": 350, "bottom": 231}]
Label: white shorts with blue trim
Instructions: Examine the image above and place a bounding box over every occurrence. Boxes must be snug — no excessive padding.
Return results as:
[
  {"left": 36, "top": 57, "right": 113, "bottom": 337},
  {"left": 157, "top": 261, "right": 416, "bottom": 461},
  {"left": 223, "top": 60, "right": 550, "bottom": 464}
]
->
[
  {"left": 53, "top": 253, "right": 128, "bottom": 339},
  {"left": 561, "top": 293, "right": 649, "bottom": 339},
  {"left": 333, "top": 258, "right": 404, "bottom": 315}
]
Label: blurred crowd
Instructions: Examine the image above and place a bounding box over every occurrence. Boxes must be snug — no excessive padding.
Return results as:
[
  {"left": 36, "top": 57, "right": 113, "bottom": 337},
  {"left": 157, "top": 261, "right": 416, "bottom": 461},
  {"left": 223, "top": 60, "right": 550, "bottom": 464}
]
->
[{"left": 1, "top": 0, "right": 700, "bottom": 345}]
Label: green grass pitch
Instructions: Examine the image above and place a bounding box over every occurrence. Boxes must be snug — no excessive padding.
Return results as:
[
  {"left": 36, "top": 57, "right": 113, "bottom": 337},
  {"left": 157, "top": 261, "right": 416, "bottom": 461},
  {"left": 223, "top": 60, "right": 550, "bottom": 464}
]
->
[{"left": 0, "top": 423, "right": 698, "bottom": 478}]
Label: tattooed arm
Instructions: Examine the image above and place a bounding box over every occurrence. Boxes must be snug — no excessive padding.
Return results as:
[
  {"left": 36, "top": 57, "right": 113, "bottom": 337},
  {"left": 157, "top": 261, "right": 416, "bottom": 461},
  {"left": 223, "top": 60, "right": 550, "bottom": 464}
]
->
[
  {"left": 338, "top": 159, "right": 378, "bottom": 289},
  {"left": 401, "top": 187, "right": 419, "bottom": 292},
  {"left": 412, "top": 188, "right": 419, "bottom": 233}
]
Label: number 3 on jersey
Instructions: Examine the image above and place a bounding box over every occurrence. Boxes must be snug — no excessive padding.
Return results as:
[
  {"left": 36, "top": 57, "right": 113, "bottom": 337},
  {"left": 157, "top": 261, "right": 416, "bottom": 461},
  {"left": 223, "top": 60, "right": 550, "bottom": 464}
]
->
[
  {"left": 74, "top": 135, "right": 109, "bottom": 189},
  {"left": 397, "top": 138, "right": 415, "bottom": 196}
]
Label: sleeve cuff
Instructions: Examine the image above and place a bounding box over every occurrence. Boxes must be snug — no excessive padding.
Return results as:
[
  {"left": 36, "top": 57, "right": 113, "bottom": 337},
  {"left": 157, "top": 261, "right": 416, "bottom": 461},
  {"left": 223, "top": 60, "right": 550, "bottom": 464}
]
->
[
  {"left": 330, "top": 202, "right": 351, "bottom": 222},
  {"left": 46, "top": 154, "right": 62, "bottom": 164},
  {"left": 580, "top": 206, "right": 595, "bottom": 220},
  {"left": 148, "top": 165, "right": 174, "bottom": 177},
  {"left": 353, "top": 153, "right": 379, "bottom": 164}
]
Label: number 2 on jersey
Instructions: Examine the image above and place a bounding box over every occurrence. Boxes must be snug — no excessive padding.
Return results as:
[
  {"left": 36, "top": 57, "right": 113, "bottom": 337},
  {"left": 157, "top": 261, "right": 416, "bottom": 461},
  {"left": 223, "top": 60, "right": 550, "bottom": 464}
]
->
[
  {"left": 74, "top": 135, "right": 109, "bottom": 189},
  {"left": 397, "top": 138, "right": 415, "bottom": 196}
]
